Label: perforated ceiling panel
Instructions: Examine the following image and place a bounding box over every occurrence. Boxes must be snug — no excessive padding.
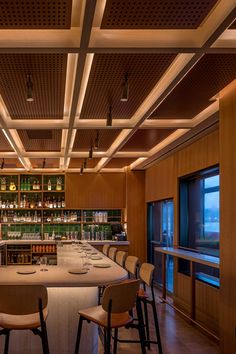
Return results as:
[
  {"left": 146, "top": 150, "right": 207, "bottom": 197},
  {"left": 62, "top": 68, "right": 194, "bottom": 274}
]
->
[
  {"left": 0, "top": 0, "right": 72, "bottom": 29},
  {"left": 30, "top": 158, "right": 60, "bottom": 169},
  {"left": 72, "top": 129, "right": 122, "bottom": 152},
  {"left": 101, "top": 0, "right": 218, "bottom": 29},
  {"left": 0, "top": 54, "right": 67, "bottom": 120},
  {"left": 2, "top": 158, "right": 23, "bottom": 169},
  {"left": 80, "top": 54, "right": 176, "bottom": 120},
  {"left": 105, "top": 158, "right": 137, "bottom": 168},
  {"left": 18, "top": 129, "right": 62, "bottom": 152},
  {"left": 150, "top": 54, "right": 236, "bottom": 119},
  {"left": 0, "top": 130, "right": 14, "bottom": 152},
  {"left": 120, "top": 129, "right": 175, "bottom": 151},
  {"left": 69, "top": 158, "right": 100, "bottom": 169}
]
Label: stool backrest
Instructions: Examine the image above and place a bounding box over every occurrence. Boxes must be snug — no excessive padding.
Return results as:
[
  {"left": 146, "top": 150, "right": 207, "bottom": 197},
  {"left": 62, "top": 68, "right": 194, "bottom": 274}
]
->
[
  {"left": 125, "top": 255, "right": 139, "bottom": 277},
  {"left": 102, "top": 280, "right": 139, "bottom": 313},
  {"left": 139, "top": 263, "right": 155, "bottom": 286},
  {"left": 102, "top": 244, "right": 110, "bottom": 256},
  {"left": 108, "top": 247, "right": 117, "bottom": 261},
  {"left": 0, "top": 285, "right": 48, "bottom": 315},
  {"left": 116, "top": 251, "right": 127, "bottom": 267}
]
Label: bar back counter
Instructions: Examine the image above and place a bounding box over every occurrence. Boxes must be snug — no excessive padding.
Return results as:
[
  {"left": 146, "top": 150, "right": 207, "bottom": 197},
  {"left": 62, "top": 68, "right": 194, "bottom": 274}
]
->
[{"left": 0, "top": 243, "right": 128, "bottom": 354}]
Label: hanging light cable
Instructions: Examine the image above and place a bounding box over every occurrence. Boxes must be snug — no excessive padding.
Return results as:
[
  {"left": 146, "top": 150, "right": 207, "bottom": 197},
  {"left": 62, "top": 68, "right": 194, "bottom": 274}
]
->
[
  {"left": 88, "top": 145, "right": 93, "bottom": 159},
  {"left": 94, "top": 130, "right": 100, "bottom": 150},
  {"left": 106, "top": 105, "right": 112, "bottom": 127},
  {"left": 26, "top": 74, "right": 34, "bottom": 102},
  {"left": 121, "top": 73, "right": 129, "bottom": 102}
]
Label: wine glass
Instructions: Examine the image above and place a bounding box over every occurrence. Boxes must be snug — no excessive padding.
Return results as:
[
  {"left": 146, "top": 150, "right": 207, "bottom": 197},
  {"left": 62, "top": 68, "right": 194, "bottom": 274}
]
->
[{"left": 40, "top": 256, "right": 48, "bottom": 272}]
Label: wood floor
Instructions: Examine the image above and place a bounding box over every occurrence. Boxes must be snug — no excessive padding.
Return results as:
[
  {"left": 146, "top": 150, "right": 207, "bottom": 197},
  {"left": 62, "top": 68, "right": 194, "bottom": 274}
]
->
[{"left": 98, "top": 297, "right": 220, "bottom": 354}]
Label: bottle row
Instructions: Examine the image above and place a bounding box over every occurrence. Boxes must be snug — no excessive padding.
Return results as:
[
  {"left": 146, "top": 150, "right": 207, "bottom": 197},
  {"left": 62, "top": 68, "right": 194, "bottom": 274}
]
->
[
  {"left": 0, "top": 195, "right": 66, "bottom": 209},
  {"left": 7, "top": 252, "right": 31, "bottom": 264},
  {"left": 0, "top": 175, "right": 64, "bottom": 192},
  {"left": 32, "top": 244, "right": 57, "bottom": 253}
]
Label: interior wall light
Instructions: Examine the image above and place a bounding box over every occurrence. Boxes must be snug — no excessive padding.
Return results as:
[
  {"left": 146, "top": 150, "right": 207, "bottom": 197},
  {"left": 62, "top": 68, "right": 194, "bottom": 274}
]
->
[
  {"left": 94, "top": 130, "right": 100, "bottom": 150},
  {"left": 1, "top": 158, "right": 4, "bottom": 169},
  {"left": 88, "top": 145, "right": 93, "bottom": 159},
  {"left": 106, "top": 105, "right": 112, "bottom": 127},
  {"left": 121, "top": 73, "right": 129, "bottom": 102},
  {"left": 26, "top": 74, "right": 34, "bottom": 102}
]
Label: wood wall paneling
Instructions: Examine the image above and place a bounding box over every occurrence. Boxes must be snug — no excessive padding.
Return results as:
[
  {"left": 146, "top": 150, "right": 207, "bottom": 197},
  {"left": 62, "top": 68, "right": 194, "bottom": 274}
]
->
[
  {"left": 126, "top": 169, "right": 146, "bottom": 262},
  {"left": 65, "top": 173, "right": 126, "bottom": 209},
  {"left": 219, "top": 79, "right": 236, "bottom": 354}
]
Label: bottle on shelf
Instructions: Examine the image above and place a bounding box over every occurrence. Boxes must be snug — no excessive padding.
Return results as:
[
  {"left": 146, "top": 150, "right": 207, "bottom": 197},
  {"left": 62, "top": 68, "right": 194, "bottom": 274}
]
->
[
  {"left": 0, "top": 177, "right": 6, "bottom": 191},
  {"left": 56, "top": 176, "right": 62, "bottom": 191},
  {"left": 47, "top": 179, "right": 52, "bottom": 191}
]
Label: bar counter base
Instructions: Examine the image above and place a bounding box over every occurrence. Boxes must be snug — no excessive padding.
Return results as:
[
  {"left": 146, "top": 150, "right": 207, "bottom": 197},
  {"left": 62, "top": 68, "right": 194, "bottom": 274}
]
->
[{"left": 0, "top": 287, "right": 98, "bottom": 354}]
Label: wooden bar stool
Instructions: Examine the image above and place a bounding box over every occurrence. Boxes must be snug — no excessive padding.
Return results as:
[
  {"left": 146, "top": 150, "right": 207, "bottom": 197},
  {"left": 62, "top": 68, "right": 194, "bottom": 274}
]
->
[
  {"left": 74, "top": 280, "right": 146, "bottom": 354},
  {"left": 115, "top": 251, "right": 127, "bottom": 267},
  {"left": 108, "top": 247, "right": 118, "bottom": 261},
  {"left": 102, "top": 244, "right": 110, "bottom": 256},
  {"left": 138, "top": 263, "right": 163, "bottom": 353},
  {"left": 0, "top": 284, "right": 49, "bottom": 354},
  {"left": 125, "top": 255, "right": 139, "bottom": 279}
]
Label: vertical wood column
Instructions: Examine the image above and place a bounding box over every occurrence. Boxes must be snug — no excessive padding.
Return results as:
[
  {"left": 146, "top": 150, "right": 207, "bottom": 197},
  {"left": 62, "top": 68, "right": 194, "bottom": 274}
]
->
[
  {"left": 219, "top": 79, "right": 236, "bottom": 354},
  {"left": 126, "top": 169, "right": 146, "bottom": 262}
]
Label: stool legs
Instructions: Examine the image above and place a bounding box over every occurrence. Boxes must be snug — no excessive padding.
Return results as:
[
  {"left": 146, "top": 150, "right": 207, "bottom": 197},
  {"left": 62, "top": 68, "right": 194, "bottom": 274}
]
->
[
  {"left": 74, "top": 316, "right": 84, "bottom": 354},
  {"left": 4, "top": 330, "right": 10, "bottom": 354},
  {"left": 41, "top": 320, "right": 50, "bottom": 354},
  {"left": 152, "top": 300, "right": 163, "bottom": 354},
  {"left": 136, "top": 297, "right": 147, "bottom": 354},
  {"left": 143, "top": 301, "right": 151, "bottom": 350},
  {"left": 113, "top": 328, "right": 118, "bottom": 354}
]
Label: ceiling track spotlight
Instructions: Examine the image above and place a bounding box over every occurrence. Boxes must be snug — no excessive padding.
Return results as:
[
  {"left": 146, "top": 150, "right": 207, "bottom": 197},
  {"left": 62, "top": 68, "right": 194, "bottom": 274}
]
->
[
  {"left": 26, "top": 74, "right": 34, "bottom": 102},
  {"left": 80, "top": 165, "right": 84, "bottom": 175},
  {"left": 83, "top": 159, "right": 87, "bottom": 169},
  {"left": 94, "top": 130, "right": 100, "bottom": 150},
  {"left": 121, "top": 73, "right": 129, "bottom": 102},
  {"left": 88, "top": 145, "right": 93, "bottom": 160},
  {"left": 42, "top": 158, "right": 46, "bottom": 169},
  {"left": 106, "top": 105, "right": 112, "bottom": 127},
  {"left": 1, "top": 158, "right": 4, "bottom": 169}
]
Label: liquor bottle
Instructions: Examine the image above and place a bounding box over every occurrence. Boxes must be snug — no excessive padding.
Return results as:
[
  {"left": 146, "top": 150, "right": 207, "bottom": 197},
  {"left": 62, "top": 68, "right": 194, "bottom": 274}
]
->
[
  {"left": 61, "top": 196, "right": 65, "bottom": 208},
  {"left": 33, "top": 180, "right": 36, "bottom": 190},
  {"left": 0, "top": 196, "right": 2, "bottom": 208},
  {"left": 57, "top": 197, "right": 61, "bottom": 208},
  {"left": 47, "top": 179, "right": 52, "bottom": 191},
  {"left": 27, "top": 178, "right": 31, "bottom": 191},
  {"left": 56, "top": 176, "right": 62, "bottom": 191}
]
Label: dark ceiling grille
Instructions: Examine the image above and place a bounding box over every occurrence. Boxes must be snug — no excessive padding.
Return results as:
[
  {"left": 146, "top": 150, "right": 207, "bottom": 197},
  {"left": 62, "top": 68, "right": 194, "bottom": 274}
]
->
[
  {"left": 72, "top": 129, "right": 122, "bottom": 152},
  {"left": 120, "top": 129, "right": 175, "bottom": 151},
  {"left": 2, "top": 158, "right": 23, "bottom": 168},
  {"left": 27, "top": 130, "right": 53, "bottom": 140},
  {"left": 30, "top": 158, "right": 60, "bottom": 168},
  {"left": 150, "top": 54, "right": 236, "bottom": 119},
  {"left": 101, "top": 0, "right": 218, "bottom": 29},
  {"left": 0, "top": 53, "right": 67, "bottom": 120},
  {"left": 18, "top": 129, "right": 61, "bottom": 151},
  {"left": 0, "top": 0, "right": 72, "bottom": 29},
  {"left": 0, "top": 130, "right": 14, "bottom": 151},
  {"left": 80, "top": 53, "right": 176, "bottom": 120}
]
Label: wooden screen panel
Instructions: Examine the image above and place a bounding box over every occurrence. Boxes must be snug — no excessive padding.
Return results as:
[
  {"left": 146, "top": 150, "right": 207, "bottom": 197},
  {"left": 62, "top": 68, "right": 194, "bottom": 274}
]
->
[
  {"left": 0, "top": 54, "right": 67, "bottom": 119},
  {"left": 0, "top": 0, "right": 72, "bottom": 29},
  {"left": 80, "top": 53, "right": 176, "bottom": 120},
  {"left": 151, "top": 54, "right": 236, "bottom": 119},
  {"left": 101, "top": 0, "right": 218, "bottom": 29},
  {"left": 66, "top": 173, "right": 126, "bottom": 209}
]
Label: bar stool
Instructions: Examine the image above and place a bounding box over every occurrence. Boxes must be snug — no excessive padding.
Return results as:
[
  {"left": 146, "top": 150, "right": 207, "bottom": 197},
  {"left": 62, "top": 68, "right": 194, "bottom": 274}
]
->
[
  {"left": 138, "top": 263, "right": 163, "bottom": 354},
  {"left": 102, "top": 244, "right": 110, "bottom": 256},
  {"left": 74, "top": 280, "right": 147, "bottom": 354},
  {"left": 108, "top": 247, "right": 118, "bottom": 261},
  {"left": 115, "top": 251, "right": 127, "bottom": 267},
  {"left": 0, "top": 284, "right": 49, "bottom": 354},
  {"left": 125, "top": 255, "right": 139, "bottom": 279}
]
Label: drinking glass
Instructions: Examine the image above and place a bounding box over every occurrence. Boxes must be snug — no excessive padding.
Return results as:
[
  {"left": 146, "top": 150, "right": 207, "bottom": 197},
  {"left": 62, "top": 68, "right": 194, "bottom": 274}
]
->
[{"left": 40, "top": 256, "right": 48, "bottom": 272}]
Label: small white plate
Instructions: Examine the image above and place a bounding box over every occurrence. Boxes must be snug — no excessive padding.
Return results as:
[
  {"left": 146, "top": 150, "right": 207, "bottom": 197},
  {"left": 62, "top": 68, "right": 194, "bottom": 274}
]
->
[
  {"left": 91, "top": 252, "right": 98, "bottom": 255},
  {"left": 17, "top": 269, "right": 36, "bottom": 275},
  {"left": 68, "top": 268, "right": 88, "bottom": 274},
  {"left": 93, "top": 263, "right": 111, "bottom": 268},
  {"left": 90, "top": 255, "right": 103, "bottom": 260}
]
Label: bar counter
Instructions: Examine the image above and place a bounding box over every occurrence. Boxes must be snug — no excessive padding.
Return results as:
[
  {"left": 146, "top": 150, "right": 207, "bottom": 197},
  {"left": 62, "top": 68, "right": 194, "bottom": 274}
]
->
[{"left": 0, "top": 243, "right": 128, "bottom": 354}]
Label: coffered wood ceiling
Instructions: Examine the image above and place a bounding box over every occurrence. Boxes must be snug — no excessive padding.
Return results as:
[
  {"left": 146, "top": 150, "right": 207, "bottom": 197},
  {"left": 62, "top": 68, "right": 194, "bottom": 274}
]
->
[{"left": 0, "top": 0, "right": 235, "bottom": 173}]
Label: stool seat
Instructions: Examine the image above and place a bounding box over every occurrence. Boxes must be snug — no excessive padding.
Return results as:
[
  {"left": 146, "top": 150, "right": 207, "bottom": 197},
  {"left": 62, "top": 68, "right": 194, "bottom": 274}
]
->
[
  {"left": 0, "top": 307, "right": 48, "bottom": 330},
  {"left": 79, "top": 305, "right": 133, "bottom": 328}
]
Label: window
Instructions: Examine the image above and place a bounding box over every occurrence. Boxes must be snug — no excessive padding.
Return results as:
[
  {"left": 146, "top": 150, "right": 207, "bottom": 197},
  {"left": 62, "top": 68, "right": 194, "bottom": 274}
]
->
[
  {"left": 179, "top": 166, "right": 219, "bottom": 257},
  {"left": 179, "top": 166, "right": 219, "bottom": 287},
  {"left": 147, "top": 199, "right": 174, "bottom": 292}
]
